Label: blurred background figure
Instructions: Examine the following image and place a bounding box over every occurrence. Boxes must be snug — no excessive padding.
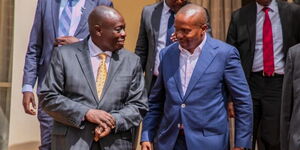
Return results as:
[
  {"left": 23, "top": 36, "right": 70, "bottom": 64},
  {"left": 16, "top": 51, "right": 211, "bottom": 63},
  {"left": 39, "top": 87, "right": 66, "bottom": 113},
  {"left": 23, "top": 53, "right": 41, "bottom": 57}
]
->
[
  {"left": 280, "top": 43, "right": 300, "bottom": 150},
  {"left": 227, "top": 0, "right": 300, "bottom": 149},
  {"left": 135, "top": 0, "right": 212, "bottom": 93}
]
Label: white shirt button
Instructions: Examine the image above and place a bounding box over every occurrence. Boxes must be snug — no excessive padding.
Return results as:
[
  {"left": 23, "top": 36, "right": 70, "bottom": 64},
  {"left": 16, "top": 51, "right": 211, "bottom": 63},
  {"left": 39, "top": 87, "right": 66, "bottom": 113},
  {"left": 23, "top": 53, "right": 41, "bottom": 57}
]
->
[{"left": 181, "top": 104, "right": 186, "bottom": 108}]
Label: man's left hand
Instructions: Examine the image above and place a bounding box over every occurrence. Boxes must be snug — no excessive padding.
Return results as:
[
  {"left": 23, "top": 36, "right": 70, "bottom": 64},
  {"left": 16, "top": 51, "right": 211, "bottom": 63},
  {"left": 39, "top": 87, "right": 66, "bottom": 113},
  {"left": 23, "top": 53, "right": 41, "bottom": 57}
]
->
[
  {"left": 170, "top": 33, "right": 177, "bottom": 42},
  {"left": 94, "top": 125, "right": 112, "bottom": 141}
]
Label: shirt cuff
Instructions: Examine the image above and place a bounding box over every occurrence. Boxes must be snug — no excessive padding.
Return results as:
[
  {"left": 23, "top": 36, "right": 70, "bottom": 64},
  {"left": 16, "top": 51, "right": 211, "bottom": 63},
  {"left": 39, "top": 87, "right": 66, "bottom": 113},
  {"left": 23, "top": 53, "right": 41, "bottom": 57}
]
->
[{"left": 22, "top": 84, "right": 33, "bottom": 93}]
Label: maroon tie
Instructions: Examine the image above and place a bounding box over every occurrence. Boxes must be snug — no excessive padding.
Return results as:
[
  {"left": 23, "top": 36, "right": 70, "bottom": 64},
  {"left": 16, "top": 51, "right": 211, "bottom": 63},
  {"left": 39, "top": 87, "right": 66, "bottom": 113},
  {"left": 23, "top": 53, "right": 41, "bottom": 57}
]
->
[{"left": 262, "top": 7, "right": 275, "bottom": 76}]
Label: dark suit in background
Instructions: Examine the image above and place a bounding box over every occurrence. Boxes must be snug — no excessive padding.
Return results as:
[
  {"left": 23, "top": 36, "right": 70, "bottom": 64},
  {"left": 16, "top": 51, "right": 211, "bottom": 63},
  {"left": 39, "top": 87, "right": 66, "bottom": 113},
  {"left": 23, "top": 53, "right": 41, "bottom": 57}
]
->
[
  {"left": 22, "top": 0, "right": 112, "bottom": 149},
  {"left": 135, "top": 0, "right": 212, "bottom": 92},
  {"left": 226, "top": 0, "right": 300, "bottom": 149},
  {"left": 280, "top": 44, "right": 300, "bottom": 150}
]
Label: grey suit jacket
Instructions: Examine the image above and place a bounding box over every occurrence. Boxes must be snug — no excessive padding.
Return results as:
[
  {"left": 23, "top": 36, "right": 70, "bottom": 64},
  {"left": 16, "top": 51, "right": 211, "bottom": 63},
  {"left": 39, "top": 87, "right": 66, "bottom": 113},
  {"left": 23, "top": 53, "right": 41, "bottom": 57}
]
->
[
  {"left": 135, "top": 1, "right": 212, "bottom": 92},
  {"left": 22, "top": 0, "right": 113, "bottom": 92},
  {"left": 280, "top": 43, "right": 300, "bottom": 150},
  {"left": 39, "top": 39, "right": 148, "bottom": 150}
]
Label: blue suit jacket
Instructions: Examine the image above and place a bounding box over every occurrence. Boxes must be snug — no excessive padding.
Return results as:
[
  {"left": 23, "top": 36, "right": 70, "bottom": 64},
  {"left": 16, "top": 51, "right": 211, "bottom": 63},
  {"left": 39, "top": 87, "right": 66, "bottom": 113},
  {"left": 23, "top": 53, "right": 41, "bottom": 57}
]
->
[
  {"left": 141, "top": 35, "right": 253, "bottom": 149},
  {"left": 22, "top": 0, "right": 112, "bottom": 91}
]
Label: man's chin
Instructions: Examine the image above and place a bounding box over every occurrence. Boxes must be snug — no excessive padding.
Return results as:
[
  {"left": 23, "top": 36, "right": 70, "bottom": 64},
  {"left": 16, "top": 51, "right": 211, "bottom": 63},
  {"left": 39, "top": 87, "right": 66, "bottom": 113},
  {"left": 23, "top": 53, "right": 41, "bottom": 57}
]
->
[{"left": 113, "top": 45, "right": 124, "bottom": 51}]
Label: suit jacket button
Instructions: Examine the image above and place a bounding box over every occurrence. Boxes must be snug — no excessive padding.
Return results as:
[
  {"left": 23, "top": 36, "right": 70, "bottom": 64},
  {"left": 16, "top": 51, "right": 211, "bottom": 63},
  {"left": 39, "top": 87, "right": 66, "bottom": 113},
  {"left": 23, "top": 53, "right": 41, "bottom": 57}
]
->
[{"left": 181, "top": 104, "right": 186, "bottom": 108}]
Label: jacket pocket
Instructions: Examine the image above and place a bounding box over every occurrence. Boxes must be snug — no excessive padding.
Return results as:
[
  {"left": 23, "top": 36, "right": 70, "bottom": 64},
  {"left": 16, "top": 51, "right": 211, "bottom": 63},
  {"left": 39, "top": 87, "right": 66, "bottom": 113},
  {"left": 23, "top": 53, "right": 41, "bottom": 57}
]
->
[{"left": 202, "top": 121, "right": 227, "bottom": 137}]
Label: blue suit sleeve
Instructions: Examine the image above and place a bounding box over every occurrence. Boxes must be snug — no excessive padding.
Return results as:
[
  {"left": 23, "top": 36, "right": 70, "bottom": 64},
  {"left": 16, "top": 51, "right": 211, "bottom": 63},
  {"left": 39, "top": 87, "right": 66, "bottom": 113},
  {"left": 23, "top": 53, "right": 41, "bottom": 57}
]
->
[
  {"left": 224, "top": 47, "right": 253, "bottom": 149},
  {"left": 22, "top": 0, "right": 44, "bottom": 88},
  {"left": 141, "top": 55, "right": 166, "bottom": 142}
]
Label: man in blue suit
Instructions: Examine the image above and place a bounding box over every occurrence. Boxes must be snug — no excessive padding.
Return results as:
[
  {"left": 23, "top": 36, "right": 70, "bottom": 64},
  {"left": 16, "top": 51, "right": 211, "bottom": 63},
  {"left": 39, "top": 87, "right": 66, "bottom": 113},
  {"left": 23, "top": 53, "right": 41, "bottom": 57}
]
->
[
  {"left": 141, "top": 4, "right": 253, "bottom": 150},
  {"left": 21, "top": 0, "right": 112, "bottom": 149}
]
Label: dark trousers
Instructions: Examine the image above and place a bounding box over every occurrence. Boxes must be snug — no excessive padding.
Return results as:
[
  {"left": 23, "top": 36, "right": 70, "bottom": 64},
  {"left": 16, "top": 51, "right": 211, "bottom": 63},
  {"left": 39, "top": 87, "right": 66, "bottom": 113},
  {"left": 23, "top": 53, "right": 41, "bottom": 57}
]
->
[
  {"left": 38, "top": 103, "right": 53, "bottom": 150},
  {"left": 91, "top": 141, "right": 101, "bottom": 150},
  {"left": 249, "top": 72, "right": 283, "bottom": 150},
  {"left": 149, "top": 75, "right": 157, "bottom": 94},
  {"left": 173, "top": 134, "right": 187, "bottom": 150}
]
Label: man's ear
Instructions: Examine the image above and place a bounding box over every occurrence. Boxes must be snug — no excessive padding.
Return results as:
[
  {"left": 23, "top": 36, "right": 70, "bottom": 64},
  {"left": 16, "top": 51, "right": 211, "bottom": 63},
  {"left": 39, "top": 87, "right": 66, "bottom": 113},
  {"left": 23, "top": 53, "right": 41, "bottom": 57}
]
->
[
  {"left": 201, "top": 24, "right": 208, "bottom": 32},
  {"left": 94, "top": 24, "right": 102, "bottom": 37}
]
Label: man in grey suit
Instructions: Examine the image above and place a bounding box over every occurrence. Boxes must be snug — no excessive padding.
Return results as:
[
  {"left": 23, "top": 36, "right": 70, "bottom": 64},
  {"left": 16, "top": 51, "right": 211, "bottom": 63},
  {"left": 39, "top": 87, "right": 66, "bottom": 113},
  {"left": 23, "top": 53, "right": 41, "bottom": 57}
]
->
[
  {"left": 280, "top": 43, "right": 300, "bottom": 150},
  {"left": 135, "top": 0, "right": 211, "bottom": 92},
  {"left": 22, "top": 0, "right": 112, "bottom": 149},
  {"left": 39, "top": 6, "right": 148, "bottom": 150}
]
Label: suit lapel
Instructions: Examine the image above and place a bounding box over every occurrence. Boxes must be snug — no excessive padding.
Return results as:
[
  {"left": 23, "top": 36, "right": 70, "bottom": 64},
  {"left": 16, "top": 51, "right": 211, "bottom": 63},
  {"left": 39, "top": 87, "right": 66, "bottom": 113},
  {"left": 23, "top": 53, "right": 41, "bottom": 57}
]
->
[
  {"left": 100, "top": 50, "right": 122, "bottom": 100},
  {"left": 74, "top": 0, "right": 95, "bottom": 36},
  {"left": 151, "top": 2, "right": 163, "bottom": 51},
  {"left": 277, "top": 0, "right": 289, "bottom": 54},
  {"left": 183, "top": 35, "right": 217, "bottom": 101},
  {"left": 52, "top": 0, "right": 60, "bottom": 37},
  {"left": 75, "top": 40, "right": 99, "bottom": 103},
  {"left": 170, "top": 46, "right": 184, "bottom": 100},
  {"left": 247, "top": 2, "right": 257, "bottom": 56}
]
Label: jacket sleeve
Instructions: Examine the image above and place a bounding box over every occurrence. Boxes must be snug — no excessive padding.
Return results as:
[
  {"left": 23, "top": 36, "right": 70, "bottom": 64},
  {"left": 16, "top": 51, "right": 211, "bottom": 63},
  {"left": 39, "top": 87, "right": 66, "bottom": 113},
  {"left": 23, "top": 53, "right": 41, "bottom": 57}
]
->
[
  {"left": 135, "top": 8, "right": 148, "bottom": 71},
  {"left": 224, "top": 47, "right": 253, "bottom": 149},
  {"left": 141, "top": 50, "right": 167, "bottom": 142},
  {"left": 280, "top": 48, "right": 295, "bottom": 150},
  {"left": 110, "top": 58, "right": 149, "bottom": 133},
  {"left": 98, "top": 0, "right": 113, "bottom": 7},
  {"left": 226, "top": 12, "right": 238, "bottom": 47},
  {"left": 22, "top": 0, "right": 44, "bottom": 88},
  {"left": 39, "top": 47, "right": 90, "bottom": 129}
]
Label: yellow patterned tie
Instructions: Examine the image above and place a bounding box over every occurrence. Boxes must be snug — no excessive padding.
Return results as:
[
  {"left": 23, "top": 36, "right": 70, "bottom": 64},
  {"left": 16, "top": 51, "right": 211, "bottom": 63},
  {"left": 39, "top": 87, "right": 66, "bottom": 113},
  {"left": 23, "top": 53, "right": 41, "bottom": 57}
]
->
[{"left": 96, "top": 53, "right": 107, "bottom": 99}]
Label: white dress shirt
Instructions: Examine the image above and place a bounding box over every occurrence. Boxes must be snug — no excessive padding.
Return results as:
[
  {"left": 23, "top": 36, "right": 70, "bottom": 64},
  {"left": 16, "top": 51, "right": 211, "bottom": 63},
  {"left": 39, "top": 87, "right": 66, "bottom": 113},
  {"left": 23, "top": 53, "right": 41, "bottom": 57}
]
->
[
  {"left": 88, "top": 38, "right": 112, "bottom": 81},
  {"left": 252, "top": 0, "right": 284, "bottom": 74},
  {"left": 154, "top": 0, "right": 173, "bottom": 76},
  {"left": 179, "top": 34, "right": 207, "bottom": 95},
  {"left": 22, "top": 0, "right": 86, "bottom": 92}
]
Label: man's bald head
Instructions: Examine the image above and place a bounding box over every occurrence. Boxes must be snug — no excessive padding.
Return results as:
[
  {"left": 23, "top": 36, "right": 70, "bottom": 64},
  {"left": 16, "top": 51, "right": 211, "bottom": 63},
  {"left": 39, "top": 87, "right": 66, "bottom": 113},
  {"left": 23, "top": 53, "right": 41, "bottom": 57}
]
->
[
  {"left": 88, "top": 6, "right": 126, "bottom": 52},
  {"left": 88, "top": 6, "right": 122, "bottom": 31},
  {"left": 176, "top": 4, "right": 208, "bottom": 26}
]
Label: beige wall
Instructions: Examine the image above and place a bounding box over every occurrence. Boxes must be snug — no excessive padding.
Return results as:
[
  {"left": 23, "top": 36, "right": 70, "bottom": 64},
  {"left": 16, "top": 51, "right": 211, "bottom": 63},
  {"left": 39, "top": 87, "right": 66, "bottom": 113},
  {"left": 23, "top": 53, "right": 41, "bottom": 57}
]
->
[
  {"left": 8, "top": 0, "right": 155, "bottom": 149},
  {"left": 113, "top": 0, "right": 156, "bottom": 51},
  {"left": 9, "top": 0, "right": 40, "bottom": 149}
]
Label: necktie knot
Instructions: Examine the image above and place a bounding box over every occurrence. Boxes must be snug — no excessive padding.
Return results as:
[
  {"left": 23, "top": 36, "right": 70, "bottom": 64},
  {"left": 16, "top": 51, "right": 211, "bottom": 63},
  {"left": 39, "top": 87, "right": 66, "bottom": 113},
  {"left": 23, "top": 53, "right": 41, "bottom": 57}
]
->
[
  {"left": 262, "top": 7, "right": 270, "bottom": 13},
  {"left": 68, "top": 0, "right": 75, "bottom": 6},
  {"left": 98, "top": 53, "right": 107, "bottom": 60},
  {"left": 169, "top": 9, "right": 175, "bottom": 16}
]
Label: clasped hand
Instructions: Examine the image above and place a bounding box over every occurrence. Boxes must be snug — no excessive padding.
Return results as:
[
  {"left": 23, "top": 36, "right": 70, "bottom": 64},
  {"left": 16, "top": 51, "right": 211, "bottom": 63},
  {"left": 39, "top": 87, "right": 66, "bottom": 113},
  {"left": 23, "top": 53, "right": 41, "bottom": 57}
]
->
[{"left": 85, "top": 109, "right": 116, "bottom": 141}]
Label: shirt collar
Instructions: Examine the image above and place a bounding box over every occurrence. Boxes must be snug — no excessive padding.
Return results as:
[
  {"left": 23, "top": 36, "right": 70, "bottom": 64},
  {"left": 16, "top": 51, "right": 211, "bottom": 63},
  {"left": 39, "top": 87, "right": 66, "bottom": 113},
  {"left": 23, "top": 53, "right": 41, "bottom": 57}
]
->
[
  {"left": 179, "top": 33, "right": 207, "bottom": 56},
  {"left": 163, "top": 0, "right": 172, "bottom": 15},
  {"left": 88, "top": 38, "right": 112, "bottom": 57},
  {"left": 256, "top": 0, "right": 278, "bottom": 14}
]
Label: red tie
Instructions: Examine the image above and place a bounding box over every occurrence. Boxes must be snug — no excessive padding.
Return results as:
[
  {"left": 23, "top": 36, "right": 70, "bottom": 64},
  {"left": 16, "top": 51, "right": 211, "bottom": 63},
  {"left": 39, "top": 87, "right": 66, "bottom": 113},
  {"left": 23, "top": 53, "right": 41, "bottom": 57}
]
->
[{"left": 262, "top": 7, "right": 275, "bottom": 76}]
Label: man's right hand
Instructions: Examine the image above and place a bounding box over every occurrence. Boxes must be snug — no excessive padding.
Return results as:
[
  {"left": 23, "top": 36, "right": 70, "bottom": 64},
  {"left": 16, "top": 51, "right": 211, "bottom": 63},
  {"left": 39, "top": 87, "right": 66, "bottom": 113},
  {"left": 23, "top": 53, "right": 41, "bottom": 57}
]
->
[
  {"left": 141, "top": 142, "right": 152, "bottom": 150},
  {"left": 85, "top": 109, "right": 115, "bottom": 129},
  {"left": 22, "top": 92, "right": 37, "bottom": 115}
]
